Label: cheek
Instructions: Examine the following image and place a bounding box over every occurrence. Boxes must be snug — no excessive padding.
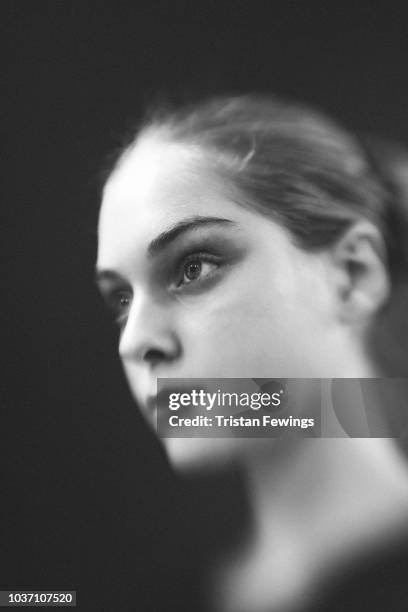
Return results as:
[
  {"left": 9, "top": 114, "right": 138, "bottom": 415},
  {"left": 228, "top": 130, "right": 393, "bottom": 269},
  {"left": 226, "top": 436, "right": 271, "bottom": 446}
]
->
[
  {"left": 178, "top": 288, "right": 295, "bottom": 377},
  {"left": 179, "top": 262, "right": 332, "bottom": 378}
]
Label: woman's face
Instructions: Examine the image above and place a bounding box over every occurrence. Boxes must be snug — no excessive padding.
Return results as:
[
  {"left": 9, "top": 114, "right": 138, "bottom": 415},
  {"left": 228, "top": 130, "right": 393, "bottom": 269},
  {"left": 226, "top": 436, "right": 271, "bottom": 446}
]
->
[{"left": 96, "top": 135, "right": 344, "bottom": 469}]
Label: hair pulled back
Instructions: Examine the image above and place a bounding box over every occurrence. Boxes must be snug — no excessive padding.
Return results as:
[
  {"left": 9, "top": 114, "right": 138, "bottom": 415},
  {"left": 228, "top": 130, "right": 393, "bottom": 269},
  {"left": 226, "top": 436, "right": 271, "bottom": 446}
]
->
[{"left": 109, "top": 94, "right": 408, "bottom": 374}]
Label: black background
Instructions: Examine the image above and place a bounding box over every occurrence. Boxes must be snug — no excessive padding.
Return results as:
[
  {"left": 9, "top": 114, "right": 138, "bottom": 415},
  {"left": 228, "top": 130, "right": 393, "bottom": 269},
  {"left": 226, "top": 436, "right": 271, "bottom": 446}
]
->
[{"left": 2, "top": 2, "right": 408, "bottom": 611}]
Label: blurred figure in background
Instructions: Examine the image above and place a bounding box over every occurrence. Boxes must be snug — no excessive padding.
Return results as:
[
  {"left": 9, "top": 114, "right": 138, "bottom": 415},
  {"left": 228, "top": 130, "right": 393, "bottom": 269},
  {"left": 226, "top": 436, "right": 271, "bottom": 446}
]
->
[{"left": 96, "top": 95, "right": 408, "bottom": 611}]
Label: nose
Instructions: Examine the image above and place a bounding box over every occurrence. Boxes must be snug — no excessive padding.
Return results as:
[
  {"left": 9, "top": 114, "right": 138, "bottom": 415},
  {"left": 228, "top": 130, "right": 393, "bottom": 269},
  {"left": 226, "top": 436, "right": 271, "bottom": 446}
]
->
[{"left": 118, "top": 296, "right": 182, "bottom": 367}]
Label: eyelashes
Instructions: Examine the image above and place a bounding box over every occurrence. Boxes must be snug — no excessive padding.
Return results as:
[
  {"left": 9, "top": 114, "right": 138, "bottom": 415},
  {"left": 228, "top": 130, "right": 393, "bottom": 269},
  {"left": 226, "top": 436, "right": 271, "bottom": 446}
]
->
[
  {"left": 174, "top": 251, "right": 223, "bottom": 290},
  {"left": 105, "top": 289, "right": 132, "bottom": 327},
  {"left": 104, "top": 249, "right": 225, "bottom": 326}
]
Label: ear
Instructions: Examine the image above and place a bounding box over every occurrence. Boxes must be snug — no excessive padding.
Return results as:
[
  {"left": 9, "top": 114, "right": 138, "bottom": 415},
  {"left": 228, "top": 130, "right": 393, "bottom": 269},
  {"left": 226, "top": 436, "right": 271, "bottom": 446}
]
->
[{"left": 330, "top": 221, "right": 391, "bottom": 325}]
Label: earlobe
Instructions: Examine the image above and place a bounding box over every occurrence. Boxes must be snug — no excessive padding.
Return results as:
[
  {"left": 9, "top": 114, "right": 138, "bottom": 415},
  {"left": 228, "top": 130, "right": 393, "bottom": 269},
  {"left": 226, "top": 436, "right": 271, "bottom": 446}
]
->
[{"left": 331, "top": 221, "right": 391, "bottom": 325}]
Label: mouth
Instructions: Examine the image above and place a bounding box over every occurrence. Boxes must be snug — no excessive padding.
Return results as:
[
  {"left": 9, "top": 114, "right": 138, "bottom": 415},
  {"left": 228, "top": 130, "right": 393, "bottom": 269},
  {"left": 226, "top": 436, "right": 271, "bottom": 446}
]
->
[
  {"left": 146, "top": 388, "right": 176, "bottom": 414},
  {"left": 145, "top": 395, "right": 157, "bottom": 413},
  {"left": 144, "top": 395, "right": 161, "bottom": 429},
  {"left": 143, "top": 385, "right": 189, "bottom": 428},
  {"left": 144, "top": 391, "right": 177, "bottom": 435}
]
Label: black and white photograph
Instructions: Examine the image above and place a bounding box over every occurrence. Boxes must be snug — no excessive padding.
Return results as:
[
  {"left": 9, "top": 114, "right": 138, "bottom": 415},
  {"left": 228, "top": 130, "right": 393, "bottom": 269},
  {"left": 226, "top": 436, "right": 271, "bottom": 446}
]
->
[{"left": 3, "top": 3, "right": 408, "bottom": 611}]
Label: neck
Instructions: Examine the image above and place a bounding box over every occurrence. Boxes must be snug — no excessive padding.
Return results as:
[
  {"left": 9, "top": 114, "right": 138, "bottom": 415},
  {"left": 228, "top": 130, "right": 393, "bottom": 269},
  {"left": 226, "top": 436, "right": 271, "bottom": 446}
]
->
[
  {"left": 246, "top": 437, "right": 408, "bottom": 541},
  {"left": 211, "top": 438, "right": 408, "bottom": 612}
]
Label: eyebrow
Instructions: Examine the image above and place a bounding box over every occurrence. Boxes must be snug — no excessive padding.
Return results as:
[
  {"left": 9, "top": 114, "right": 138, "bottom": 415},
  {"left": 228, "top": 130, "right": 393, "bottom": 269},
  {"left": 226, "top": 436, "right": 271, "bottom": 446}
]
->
[
  {"left": 147, "top": 216, "right": 235, "bottom": 257},
  {"left": 95, "top": 269, "right": 127, "bottom": 286},
  {"left": 95, "top": 216, "right": 235, "bottom": 285}
]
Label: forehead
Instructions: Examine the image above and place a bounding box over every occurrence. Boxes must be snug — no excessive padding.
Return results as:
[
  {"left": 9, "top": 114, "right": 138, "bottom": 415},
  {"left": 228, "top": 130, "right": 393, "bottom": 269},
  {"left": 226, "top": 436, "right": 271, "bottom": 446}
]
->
[
  {"left": 101, "top": 135, "right": 221, "bottom": 216},
  {"left": 97, "top": 135, "right": 246, "bottom": 268}
]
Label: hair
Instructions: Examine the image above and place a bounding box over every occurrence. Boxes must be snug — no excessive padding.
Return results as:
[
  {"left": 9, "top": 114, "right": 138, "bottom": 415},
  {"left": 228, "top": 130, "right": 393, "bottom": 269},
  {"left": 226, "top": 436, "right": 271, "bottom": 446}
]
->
[{"left": 105, "top": 94, "right": 408, "bottom": 375}]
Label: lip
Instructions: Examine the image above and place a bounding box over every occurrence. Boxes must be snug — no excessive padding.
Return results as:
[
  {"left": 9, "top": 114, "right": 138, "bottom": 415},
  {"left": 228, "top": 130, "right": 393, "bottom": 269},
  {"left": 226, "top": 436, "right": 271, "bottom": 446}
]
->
[
  {"left": 145, "top": 385, "right": 188, "bottom": 417},
  {"left": 142, "top": 395, "right": 162, "bottom": 431},
  {"left": 144, "top": 392, "right": 175, "bottom": 434},
  {"left": 145, "top": 391, "right": 172, "bottom": 417},
  {"left": 149, "top": 388, "right": 177, "bottom": 412},
  {"left": 145, "top": 396, "right": 157, "bottom": 412}
]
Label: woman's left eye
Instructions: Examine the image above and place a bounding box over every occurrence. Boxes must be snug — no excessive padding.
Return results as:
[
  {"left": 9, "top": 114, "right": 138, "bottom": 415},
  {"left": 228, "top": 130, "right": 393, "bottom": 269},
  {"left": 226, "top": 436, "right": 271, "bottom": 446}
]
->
[{"left": 177, "top": 254, "right": 220, "bottom": 287}]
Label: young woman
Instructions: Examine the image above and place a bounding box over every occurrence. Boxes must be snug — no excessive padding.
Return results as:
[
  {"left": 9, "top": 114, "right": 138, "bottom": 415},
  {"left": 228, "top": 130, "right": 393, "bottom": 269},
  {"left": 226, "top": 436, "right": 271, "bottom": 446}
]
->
[{"left": 96, "top": 95, "right": 408, "bottom": 612}]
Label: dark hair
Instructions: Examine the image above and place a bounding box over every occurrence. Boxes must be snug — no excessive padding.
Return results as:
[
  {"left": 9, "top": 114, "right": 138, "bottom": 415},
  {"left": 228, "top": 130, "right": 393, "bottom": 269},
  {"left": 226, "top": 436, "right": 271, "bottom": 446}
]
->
[{"left": 106, "top": 94, "right": 408, "bottom": 374}]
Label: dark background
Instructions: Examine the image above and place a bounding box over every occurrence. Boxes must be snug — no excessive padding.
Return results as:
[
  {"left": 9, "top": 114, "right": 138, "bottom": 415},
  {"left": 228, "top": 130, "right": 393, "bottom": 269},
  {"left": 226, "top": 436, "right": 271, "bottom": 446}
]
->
[{"left": 2, "top": 2, "right": 408, "bottom": 611}]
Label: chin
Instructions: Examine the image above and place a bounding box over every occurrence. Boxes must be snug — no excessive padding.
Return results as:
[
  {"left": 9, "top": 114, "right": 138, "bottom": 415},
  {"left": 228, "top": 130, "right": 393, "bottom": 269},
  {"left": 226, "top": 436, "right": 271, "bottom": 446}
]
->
[
  {"left": 162, "top": 437, "right": 276, "bottom": 473},
  {"left": 162, "top": 437, "right": 244, "bottom": 473}
]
